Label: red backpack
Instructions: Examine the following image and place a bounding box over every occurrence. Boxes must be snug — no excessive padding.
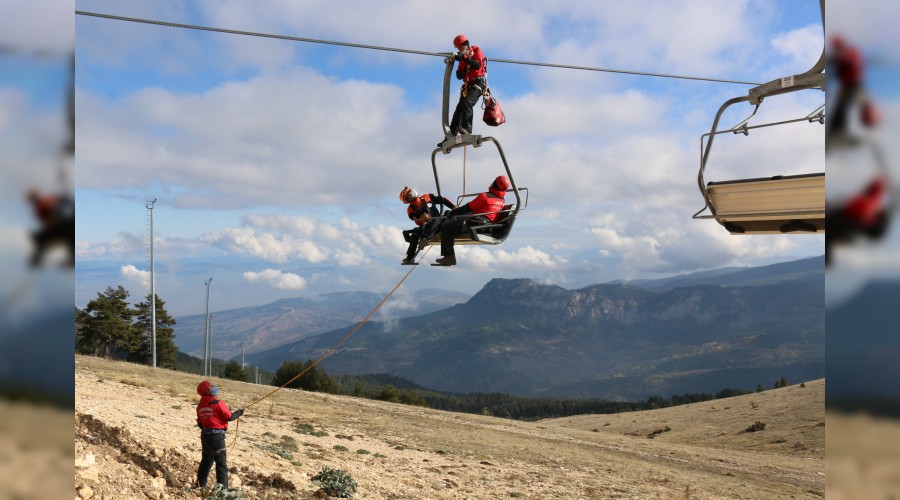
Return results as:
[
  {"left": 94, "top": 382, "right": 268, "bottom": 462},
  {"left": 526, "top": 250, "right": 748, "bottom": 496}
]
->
[{"left": 480, "top": 58, "right": 506, "bottom": 126}]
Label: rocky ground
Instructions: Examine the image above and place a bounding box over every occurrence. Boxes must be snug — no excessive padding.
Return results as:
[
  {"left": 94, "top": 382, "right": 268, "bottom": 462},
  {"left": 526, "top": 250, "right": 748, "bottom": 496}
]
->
[{"left": 75, "top": 355, "right": 826, "bottom": 499}]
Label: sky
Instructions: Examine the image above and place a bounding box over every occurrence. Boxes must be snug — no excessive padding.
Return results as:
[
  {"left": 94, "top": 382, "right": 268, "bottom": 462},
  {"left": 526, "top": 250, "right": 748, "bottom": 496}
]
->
[{"left": 64, "top": 0, "right": 840, "bottom": 318}]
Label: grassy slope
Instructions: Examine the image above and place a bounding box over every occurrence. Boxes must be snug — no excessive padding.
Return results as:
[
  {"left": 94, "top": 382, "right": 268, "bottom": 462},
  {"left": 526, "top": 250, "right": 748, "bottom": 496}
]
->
[{"left": 75, "top": 355, "right": 825, "bottom": 499}]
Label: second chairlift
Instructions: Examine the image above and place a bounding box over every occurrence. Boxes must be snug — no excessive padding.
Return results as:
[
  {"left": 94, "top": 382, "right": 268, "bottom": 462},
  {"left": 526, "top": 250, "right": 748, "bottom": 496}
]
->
[{"left": 693, "top": 0, "right": 826, "bottom": 235}]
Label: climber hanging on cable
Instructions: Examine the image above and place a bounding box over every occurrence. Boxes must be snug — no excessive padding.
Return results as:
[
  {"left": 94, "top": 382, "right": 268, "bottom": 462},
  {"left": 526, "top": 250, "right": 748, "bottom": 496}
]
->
[
  {"left": 826, "top": 34, "right": 879, "bottom": 145},
  {"left": 399, "top": 186, "right": 456, "bottom": 265},
  {"left": 448, "top": 34, "right": 486, "bottom": 138}
]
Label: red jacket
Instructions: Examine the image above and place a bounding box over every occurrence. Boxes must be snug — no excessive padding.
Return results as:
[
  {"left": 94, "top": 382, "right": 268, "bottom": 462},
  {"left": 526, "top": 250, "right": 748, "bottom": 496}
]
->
[
  {"left": 466, "top": 185, "right": 506, "bottom": 222},
  {"left": 407, "top": 193, "right": 456, "bottom": 227},
  {"left": 456, "top": 45, "right": 486, "bottom": 83},
  {"left": 835, "top": 47, "right": 863, "bottom": 86},
  {"left": 196, "top": 395, "right": 234, "bottom": 430}
]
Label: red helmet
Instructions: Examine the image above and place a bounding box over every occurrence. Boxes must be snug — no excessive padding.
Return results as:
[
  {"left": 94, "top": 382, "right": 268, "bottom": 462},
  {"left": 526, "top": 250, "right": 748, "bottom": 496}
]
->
[
  {"left": 197, "top": 381, "right": 212, "bottom": 396},
  {"left": 492, "top": 175, "right": 510, "bottom": 191},
  {"left": 453, "top": 34, "right": 468, "bottom": 49},
  {"left": 831, "top": 34, "right": 845, "bottom": 50}
]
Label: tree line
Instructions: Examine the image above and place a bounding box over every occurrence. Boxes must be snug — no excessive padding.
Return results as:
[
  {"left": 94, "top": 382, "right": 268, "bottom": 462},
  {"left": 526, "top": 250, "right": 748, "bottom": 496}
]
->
[{"left": 76, "top": 286, "right": 178, "bottom": 367}]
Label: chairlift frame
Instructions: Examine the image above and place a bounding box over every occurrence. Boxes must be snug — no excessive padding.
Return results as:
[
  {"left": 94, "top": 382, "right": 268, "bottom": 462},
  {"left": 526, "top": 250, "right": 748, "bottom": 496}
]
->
[
  {"left": 693, "top": 0, "right": 826, "bottom": 235},
  {"left": 424, "top": 53, "right": 528, "bottom": 246}
]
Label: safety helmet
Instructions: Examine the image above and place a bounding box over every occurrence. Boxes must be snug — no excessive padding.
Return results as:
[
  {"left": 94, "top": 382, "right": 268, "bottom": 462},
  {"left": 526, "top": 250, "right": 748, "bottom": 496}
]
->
[
  {"left": 399, "top": 186, "right": 418, "bottom": 204},
  {"left": 492, "top": 175, "right": 510, "bottom": 191},
  {"left": 453, "top": 34, "right": 469, "bottom": 49},
  {"left": 197, "top": 380, "right": 212, "bottom": 396},
  {"left": 831, "top": 34, "right": 845, "bottom": 50}
]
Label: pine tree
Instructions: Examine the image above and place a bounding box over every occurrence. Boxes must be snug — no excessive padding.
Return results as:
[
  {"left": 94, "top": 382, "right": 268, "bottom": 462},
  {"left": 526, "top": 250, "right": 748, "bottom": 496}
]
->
[
  {"left": 76, "top": 286, "right": 139, "bottom": 359},
  {"left": 131, "top": 293, "right": 178, "bottom": 368},
  {"left": 272, "top": 360, "right": 337, "bottom": 393},
  {"left": 223, "top": 360, "right": 248, "bottom": 382}
]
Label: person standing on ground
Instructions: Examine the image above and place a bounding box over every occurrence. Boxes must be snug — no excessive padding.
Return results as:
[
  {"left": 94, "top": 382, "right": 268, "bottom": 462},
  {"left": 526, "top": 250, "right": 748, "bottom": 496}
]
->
[{"left": 195, "top": 381, "right": 244, "bottom": 490}]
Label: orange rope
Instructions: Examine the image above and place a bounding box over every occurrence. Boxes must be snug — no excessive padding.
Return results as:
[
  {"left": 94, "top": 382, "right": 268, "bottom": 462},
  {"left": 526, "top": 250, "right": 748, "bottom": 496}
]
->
[
  {"left": 246, "top": 245, "right": 431, "bottom": 409},
  {"left": 229, "top": 246, "right": 432, "bottom": 449}
]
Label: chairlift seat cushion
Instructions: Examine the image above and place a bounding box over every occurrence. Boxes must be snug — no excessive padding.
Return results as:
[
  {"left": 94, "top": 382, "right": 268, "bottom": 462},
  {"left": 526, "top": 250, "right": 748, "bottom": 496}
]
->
[{"left": 707, "top": 173, "right": 824, "bottom": 234}]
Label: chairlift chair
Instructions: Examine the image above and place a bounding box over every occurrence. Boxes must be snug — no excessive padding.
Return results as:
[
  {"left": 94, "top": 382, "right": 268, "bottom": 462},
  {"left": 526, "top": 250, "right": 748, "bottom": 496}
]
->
[
  {"left": 693, "top": 0, "right": 826, "bottom": 235},
  {"left": 423, "top": 53, "right": 528, "bottom": 246}
]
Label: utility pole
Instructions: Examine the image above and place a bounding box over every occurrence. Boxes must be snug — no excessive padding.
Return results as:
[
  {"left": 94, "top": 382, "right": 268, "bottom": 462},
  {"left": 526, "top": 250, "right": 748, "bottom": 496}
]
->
[
  {"left": 241, "top": 341, "right": 245, "bottom": 371},
  {"left": 204, "top": 278, "right": 213, "bottom": 376},
  {"left": 208, "top": 314, "right": 214, "bottom": 376},
  {"left": 255, "top": 362, "right": 259, "bottom": 384},
  {"left": 146, "top": 199, "right": 157, "bottom": 368}
]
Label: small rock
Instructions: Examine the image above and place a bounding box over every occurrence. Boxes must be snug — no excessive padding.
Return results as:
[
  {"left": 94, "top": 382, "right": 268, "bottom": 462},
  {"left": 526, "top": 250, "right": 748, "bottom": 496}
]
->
[
  {"left": 75, "top": 452, "right": 96, "bottom": 469},
  {"left": 150, "top": 477, "right": 166, "bottom": 490},
  {"left": 78, "top": 486, "right": 94, "bottom": 499},
  {"left": 231, "top": 475, "right": 243, "bottom": 488},
  {"left": 152, "top": 448, "right": 163, "bottom": 457}
]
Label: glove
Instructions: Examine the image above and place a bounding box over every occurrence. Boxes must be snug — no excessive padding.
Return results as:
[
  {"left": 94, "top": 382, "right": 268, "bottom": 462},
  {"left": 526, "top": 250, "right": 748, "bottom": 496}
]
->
[
  {"left": 419, "top": 213, "right": 431, "bottom": 223},
  {"left": 233, "top": 408, "right": 244, "bottom": 418},
  {"left": 454, "top": 52, "right": 464, "bottom": 61}
]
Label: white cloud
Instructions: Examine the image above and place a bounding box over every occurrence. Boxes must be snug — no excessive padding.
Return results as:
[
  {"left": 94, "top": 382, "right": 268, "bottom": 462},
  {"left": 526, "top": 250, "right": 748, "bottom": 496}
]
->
[
  {"left": 454, "top": 245, "right": 567, "bottom": 271},
  {"left": 772, "top": 25, "right": 825, "bottom": 74},
  {"left": 121, "top": 264, "right": 150, "bottom": 288},
  {"left": 243, "top": 269, "right": 308, "bottom": 290}
]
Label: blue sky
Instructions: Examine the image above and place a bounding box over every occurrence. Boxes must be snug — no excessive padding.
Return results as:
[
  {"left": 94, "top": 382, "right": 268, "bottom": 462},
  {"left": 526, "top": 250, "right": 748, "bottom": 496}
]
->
[{"left": 66, "top": 0, "right": 839, "bottom": 318}]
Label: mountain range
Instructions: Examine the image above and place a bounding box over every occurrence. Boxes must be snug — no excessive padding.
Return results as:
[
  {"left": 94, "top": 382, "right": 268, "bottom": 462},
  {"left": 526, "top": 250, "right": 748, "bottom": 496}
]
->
[
  {"left": 246, "top": 256, "right": 825, "bottom": 400},
  {"left": 173, "top": 289, "right": 469, "bottom": 360}
]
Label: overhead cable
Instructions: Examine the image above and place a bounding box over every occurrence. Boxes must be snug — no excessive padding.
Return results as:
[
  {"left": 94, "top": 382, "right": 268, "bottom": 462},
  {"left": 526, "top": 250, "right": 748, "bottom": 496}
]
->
[{"left": 75, "top": 10, "right": 763, "bottom": 86}]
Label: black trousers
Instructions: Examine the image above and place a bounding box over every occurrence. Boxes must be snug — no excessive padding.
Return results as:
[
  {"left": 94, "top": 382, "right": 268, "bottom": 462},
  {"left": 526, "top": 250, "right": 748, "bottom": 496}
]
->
[
  {"left": 826, "top": 84, "right": 860, "bottom": 140},
  {"left": 30, "top": 222, "right": 75, "bottom": 267},
  {"left": 450, "top": 79, "right": 484, "bottom": 135},
  {"left": 198, "top": 431, "right": 228, "bottom": 488},
  {"left": 403, "top": 219, "right": 443, "bottom": 259}
]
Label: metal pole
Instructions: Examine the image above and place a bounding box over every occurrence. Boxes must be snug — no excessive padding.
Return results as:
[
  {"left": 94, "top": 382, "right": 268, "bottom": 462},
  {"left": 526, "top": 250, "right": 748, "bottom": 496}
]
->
[
  {"left": 204, "top": 278, "right": 212, "bottom": 376},
  {"left": 241, "top": 341, "right": 245, "bottom": 371},
  {"left": 208, "top": 314, "right": 214, "bottom": 376},
  {"left": 146, "top": 199, "right": 157, "bottom": 367},
  {"left": 255, "top": 363, "right": 259, "bottom": 384}
]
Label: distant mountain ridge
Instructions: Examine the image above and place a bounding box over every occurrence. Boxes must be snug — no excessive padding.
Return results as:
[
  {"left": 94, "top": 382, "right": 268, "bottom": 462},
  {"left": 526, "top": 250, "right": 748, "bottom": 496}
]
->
[
  {"left": 173, "top": 289, "right": 469, "bottom": 360},
  {"left": 251, "top": 256, "right": 824, "bottom": 400},
  {"left": 611, "top": 255, "right": 824, "bottom": 291}
]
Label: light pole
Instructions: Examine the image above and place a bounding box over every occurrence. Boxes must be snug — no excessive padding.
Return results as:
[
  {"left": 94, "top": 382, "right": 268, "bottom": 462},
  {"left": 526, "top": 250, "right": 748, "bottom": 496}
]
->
[
  {"left": 241, "top": 341, "right": 245, "bottom": 370},
  {"left": 204, "top": 278, "right": 213, "bottom": 376},
  {"left": 146, "top": 199, "right": 157, "bottom": 367},
  {"left": 208, "top": 314, "right": 214, "bottom": 376}
]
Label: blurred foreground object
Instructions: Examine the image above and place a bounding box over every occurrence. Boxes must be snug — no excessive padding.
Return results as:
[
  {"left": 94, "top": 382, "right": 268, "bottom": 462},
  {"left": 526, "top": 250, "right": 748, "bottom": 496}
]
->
[
  {"left": 0, "top": 401, "right": 73, "bottom": 498},
  {"left": 827, "top": 411, "right": 900, "bottom": 499},
  {"left": 26, "top": 188, "right": 75, "bottom": 268}
]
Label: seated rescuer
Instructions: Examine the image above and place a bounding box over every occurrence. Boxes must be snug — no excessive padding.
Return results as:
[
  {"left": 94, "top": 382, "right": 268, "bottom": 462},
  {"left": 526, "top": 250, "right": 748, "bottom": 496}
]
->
[
  {"left": 195, "top": 381, "right": 244, "bottom": 489},
  {"left": 399, "top": 186, "right": 456, "bottom": 264},
  {"left": 433, "top": 175, "right": 510, "bottom": 266}
]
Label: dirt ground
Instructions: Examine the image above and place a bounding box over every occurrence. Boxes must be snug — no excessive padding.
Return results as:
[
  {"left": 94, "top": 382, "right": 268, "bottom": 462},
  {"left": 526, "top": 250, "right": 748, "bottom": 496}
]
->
[{"left": 75, "top": 355, "right": 825, "bottom": 499}]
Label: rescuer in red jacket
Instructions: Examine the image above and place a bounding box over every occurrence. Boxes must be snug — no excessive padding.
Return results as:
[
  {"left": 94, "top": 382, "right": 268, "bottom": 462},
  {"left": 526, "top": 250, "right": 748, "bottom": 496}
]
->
[
  {"left": 195, "top": 381, "right": 244, "bottom": 490},
  {"left": 448, "top": 34, "right": 487, "bottom": 137},
  {"left": 827, "top": 34, "right": 877, "bottom": 143},
  {"left": 433, "top": 175, "right": 509, "bottom": 266},
  {"left": 399, "top": 186, "right": 457, "bottom": 264},
  {"left": 26, "top": 188, "right": 75, "bottom": 268}
]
